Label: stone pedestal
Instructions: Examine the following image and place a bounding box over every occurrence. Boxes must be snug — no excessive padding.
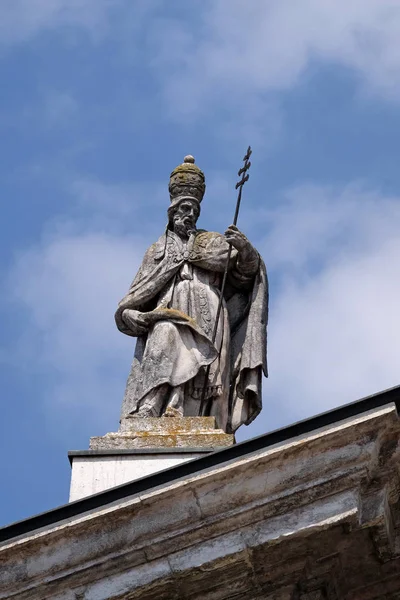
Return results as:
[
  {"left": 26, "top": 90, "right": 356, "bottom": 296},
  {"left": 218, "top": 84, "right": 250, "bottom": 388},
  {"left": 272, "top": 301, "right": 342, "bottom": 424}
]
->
[
  {"left": 90, "top": 416, "right": 234, "bottom": 450},
  {"left": 69, "top": 417, "right": 234, "bottom": 501}
]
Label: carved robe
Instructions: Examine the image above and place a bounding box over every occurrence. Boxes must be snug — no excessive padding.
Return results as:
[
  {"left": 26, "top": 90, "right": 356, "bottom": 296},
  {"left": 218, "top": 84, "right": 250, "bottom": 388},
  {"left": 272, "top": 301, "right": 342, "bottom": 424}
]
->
[{"left": 115, "top": 229, "right": 268, "bottom": 433}]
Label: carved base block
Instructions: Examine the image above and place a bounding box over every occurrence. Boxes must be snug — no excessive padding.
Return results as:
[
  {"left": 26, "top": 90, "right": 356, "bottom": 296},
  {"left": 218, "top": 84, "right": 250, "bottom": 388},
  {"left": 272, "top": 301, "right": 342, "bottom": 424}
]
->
[
  {"left": 69, "top": 417, "right": 234, "bottom": 501},
  {"left": 68, "top": 449, "right": 209, "bottom": 501},
  {"left": 89, "top": 416, "right": 234, "bottom": 450}
]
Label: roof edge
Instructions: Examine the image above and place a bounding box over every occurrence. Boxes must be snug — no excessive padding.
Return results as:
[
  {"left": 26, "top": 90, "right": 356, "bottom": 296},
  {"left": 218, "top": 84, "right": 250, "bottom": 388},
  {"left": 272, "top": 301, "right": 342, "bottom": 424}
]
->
[{"left": 1, "top": 384, "right": 400, "bottom": 544}]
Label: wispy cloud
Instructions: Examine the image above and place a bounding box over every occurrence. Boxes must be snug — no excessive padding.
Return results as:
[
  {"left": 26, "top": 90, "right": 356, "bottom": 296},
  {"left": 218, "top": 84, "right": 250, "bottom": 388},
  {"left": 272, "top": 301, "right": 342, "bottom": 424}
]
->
[
  {"left": 245, "top": 182, "right": 400, "bottom": 439},
  {"left": 252, "top": 183, "right": 400, "bottom": 272},
  {"left": 8, "top": 230, "right": 143, "bottom": 431},
  {"left": 5, "top": 2, "right": 400, "bottom": 146},
  {"left": 260, "top": 233, "right": 400, "bottom": 435},
  {"left": 140, "top": 0, "right": 400, "bottom": 149},
  {"left": 4, "top": 178, "right": 162, "bottom": 436},
  {"left": 153, "top": 1, "right": 400, "bottom": 109},
  {"left": 0, "top": 0, "right": 121, "bottom": 45}
]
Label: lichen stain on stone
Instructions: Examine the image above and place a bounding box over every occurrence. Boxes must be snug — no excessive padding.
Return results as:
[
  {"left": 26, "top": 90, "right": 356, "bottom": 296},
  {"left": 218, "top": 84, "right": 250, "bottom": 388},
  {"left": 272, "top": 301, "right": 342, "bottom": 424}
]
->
[
  {"left": 156, "top": 307, "right": 197, "bottom": 327},
  {"left": 90, "top": 416, "right": 233, "bottom": 450},
  {"left": 193, "top": 231, "right": 217, "bottom": 246}
]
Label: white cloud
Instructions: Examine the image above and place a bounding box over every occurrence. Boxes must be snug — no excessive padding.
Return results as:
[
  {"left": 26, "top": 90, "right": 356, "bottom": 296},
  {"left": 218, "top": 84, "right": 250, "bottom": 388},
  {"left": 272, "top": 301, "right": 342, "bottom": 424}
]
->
[
  {"left": 250, "top": 183, "right": 400, "bottom": 272},
  {"left": 0, "top": 0, "right": 120, "bottom": 45},
  {"left": 152, "top": 0, "right": 400, "bottom": 118},
  {"left": 242, "top": 182, "right": 400, "bottom": 440},
  {"left": 0, "top": 0, "right": 164, "bottom": 47},
  {"left": 3, "top": 2, "right": 400, "bottom": 147},
  {"left": 7, "top": 176, "right": 400, "bottom": 443},
  {"left": 256, "top": 234, "right": 400, "bottom": 434},
  {"left": 4, "top": 178, "right": 162, "bottom": 437},
  {"left": 9, "top": 230, "right": 145, "bottom": 434}
]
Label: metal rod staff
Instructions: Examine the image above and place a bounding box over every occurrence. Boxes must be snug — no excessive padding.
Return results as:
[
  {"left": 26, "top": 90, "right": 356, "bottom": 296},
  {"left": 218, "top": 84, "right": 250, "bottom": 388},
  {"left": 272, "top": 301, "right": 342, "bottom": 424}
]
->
[{"left": 199, "top": 146, "right": 252, "bottom": 416}]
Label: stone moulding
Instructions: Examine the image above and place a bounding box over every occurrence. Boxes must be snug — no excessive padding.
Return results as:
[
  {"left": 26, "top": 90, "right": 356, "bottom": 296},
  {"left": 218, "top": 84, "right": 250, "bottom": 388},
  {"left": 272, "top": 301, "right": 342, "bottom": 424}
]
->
[
  {"left": 89, "top": 416, "right": 235, "bottom": 450},
  {"left": 71, "top": 417, "right": 235, "bottom": 501},
  {"left": 1, "top": 400, "right": 400, "bottom": 599}
]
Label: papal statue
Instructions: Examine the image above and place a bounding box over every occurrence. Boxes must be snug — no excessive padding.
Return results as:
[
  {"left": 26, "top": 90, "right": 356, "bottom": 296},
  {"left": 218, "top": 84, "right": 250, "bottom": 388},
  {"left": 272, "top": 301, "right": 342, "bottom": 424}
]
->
[{"left": 115, "top": 155, "right": 268, "bottom": 434}]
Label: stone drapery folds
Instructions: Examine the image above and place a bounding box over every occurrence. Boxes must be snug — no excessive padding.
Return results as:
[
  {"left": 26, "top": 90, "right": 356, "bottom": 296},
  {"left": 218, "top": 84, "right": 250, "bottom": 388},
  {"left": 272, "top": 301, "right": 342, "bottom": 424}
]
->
[{"left": 115, "top": 228, "right": 268, "bottom": 433}]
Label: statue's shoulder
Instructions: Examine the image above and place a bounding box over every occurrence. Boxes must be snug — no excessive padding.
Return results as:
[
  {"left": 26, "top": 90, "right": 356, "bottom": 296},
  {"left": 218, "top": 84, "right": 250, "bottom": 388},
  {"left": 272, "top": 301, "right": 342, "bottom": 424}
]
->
[
  {"left": 142, "top": 231, "right": 185, "bottom": 264},
  {"left": 194, "top": 229, "right": 224, "bottom": 245},
  {"left": 141, "top": 233, "right": 168, "bottom": 261}
]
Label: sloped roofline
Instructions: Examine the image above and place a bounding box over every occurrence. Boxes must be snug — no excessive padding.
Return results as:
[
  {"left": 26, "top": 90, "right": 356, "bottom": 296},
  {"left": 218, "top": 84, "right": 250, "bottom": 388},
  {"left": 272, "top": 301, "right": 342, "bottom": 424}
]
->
[{"left": 1, "top": 384, "right": 400, "bottom": 543}]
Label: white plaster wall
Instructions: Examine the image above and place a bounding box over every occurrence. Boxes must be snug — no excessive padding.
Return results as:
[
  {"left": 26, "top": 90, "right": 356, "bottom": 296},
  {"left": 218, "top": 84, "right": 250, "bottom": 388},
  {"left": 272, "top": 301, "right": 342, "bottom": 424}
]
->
[{"left": 69, "top": 453, "right": 203, "bottom": 501}]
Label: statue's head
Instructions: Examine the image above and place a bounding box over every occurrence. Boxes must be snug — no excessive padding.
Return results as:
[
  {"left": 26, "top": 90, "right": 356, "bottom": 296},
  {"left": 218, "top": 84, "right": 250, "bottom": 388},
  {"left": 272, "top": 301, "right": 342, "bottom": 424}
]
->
[
  {"left": 167, "top": 155, "right": 205, "bottom": 236},
  {"left": 169, "top": 198, "right": 200, "bottom": 238}
]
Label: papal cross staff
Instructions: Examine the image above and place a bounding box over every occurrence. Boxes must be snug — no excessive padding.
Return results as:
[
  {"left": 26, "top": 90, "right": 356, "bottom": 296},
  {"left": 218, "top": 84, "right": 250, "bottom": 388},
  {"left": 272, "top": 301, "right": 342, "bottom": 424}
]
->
[{"left": 199, "top": 146, "right": 252, "bottom": 416}]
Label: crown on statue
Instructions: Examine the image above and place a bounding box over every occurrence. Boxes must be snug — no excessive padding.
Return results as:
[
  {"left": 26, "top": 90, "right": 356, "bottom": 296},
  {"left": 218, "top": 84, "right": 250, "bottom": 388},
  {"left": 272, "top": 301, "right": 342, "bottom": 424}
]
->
[{"left": 168, "top": 155, "right": 206, "bottom": 209}]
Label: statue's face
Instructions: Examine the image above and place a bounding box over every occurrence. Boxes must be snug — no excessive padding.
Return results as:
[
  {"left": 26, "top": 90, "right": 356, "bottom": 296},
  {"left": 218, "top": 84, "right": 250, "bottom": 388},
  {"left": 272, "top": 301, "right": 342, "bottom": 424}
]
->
[{"left": 172, "top": 200, "right": 199, "bottom": 238}]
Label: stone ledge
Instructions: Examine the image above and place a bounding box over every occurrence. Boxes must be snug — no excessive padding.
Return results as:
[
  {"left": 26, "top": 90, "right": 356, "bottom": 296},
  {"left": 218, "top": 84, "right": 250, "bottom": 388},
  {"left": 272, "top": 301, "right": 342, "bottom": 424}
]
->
[
  {"left": 120, "top": 416, "right": 217, "bottom": 433},
  {"left": 90, "top": 432, "right": 234, "bottom": 450},
  {"left": 89, "top": 416, "right": 234, "bottom": 450},
  {"left": 68, "top": 448, "right": 215, "bottom": 462}
]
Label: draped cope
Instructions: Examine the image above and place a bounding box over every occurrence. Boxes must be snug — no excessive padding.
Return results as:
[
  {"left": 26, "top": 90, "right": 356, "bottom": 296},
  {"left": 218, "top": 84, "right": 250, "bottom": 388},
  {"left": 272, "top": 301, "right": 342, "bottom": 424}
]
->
[{"left": 115, "top": 229, "right": 268, "bottom": 433}]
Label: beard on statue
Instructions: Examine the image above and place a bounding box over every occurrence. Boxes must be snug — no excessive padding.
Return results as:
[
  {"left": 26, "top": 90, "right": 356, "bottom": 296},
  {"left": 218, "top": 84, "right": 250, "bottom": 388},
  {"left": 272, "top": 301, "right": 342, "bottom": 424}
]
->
[{"left": 168, "top": 198, "right": 200, "bottom": 239}]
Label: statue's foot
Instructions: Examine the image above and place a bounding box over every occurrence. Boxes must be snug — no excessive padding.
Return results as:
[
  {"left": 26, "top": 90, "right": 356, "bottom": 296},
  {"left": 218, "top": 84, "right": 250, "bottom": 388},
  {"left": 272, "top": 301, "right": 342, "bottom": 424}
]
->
[
  {"left": 163, "top": 406, "right": 183, "bottom": 418},
  {"left": 163, "top": 384, "right": 184, "bottom": 417}
]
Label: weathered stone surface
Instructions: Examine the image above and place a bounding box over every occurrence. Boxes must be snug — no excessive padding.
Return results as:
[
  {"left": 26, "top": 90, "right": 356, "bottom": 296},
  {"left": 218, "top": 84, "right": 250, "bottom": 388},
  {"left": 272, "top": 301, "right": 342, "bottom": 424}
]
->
[
  {"left": 89, "top": 416, "right": 234, "bottom": 450},
  {"left": 72, "top": 417, "right": 233, "bottom": 501},
  {"left": 120, "top": 416, "right": 217, "bottom": 433},
  {"left": 1, "top": 402, "right": 400, "bottom": 599},
  {"left": 89, "top": 432, "right": 234, "bottom": 450},
  {"left": 69, "top": 452, "right": 207, "bottom": 502},
  {"left": 114, "top": 154, "right": 268, "bottom": 434}
]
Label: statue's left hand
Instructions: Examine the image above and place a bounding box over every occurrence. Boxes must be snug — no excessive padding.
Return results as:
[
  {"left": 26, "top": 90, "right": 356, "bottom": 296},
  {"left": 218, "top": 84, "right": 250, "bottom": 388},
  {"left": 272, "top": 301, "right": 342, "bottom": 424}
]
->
[
  {"left": 122, "top": 309, "right": 148, "bottom": 336},
  {"left": 225, "top": 224, "right": 251, "bottom": 252}
]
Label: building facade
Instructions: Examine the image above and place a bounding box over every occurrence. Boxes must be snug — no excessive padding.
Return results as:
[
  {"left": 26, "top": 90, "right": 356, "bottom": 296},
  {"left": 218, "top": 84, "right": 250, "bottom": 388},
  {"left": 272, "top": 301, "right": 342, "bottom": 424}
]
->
[{"left": 1, "top": 386, "right": 400, "bottom": 599}]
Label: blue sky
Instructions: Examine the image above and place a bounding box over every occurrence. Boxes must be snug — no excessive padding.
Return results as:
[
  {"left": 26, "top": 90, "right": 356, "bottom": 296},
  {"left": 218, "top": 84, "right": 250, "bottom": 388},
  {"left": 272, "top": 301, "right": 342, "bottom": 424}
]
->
[{"left": 2, "top": 0, "right": 400, "bottom": 527}]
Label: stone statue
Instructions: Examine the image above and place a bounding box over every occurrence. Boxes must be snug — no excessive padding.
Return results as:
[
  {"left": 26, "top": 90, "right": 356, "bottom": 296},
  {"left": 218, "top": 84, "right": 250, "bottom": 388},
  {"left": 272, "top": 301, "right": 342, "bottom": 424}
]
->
[{"left": 115, "top": 155, "right": 268, "bottom": 433}]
